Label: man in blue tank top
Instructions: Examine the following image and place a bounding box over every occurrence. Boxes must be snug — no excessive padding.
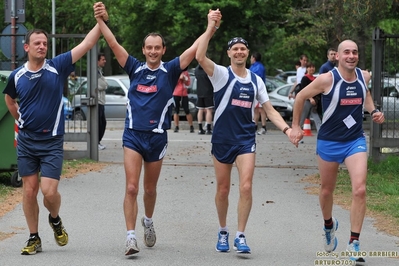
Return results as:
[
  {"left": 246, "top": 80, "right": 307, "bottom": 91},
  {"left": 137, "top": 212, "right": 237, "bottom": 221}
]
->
[
  {"left": 290, "top": 40, "right": 385, "bottom": 264},
  {"left": 2, "top": 6, "right": 105, "bottom": 255},
  {"left": 94, "top": 4, "right": 222, "bottom": 256},
  {"left": 195, "top": 16, "right": 296, "bottom": 254}
]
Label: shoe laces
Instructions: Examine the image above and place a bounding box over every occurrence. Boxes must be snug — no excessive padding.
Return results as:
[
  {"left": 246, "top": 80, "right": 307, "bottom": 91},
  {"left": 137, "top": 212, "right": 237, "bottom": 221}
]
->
[
  {"left": 219, "top": 232, "right": 228, "bottom": 245},
  {"left": 238, "top": 235, "right": 247, "bottom": 246},
  {"left": 324, "top": 229, "right": 332, "bottom": 244}
]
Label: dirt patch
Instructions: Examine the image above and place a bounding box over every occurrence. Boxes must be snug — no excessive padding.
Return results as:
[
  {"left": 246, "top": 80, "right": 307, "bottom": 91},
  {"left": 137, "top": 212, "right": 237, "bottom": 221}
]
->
[{"left": 301, "top": 174, "right": 399, "bottom": 239}]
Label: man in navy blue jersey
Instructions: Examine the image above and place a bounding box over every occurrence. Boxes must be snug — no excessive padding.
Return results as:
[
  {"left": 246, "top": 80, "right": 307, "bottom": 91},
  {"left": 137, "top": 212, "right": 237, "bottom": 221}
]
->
[
  {"left": 94, "top": 3, "right": 222, "bottom": 256},
  {"left": 3, "top": 8, "right": 106, "bottom": 255}
]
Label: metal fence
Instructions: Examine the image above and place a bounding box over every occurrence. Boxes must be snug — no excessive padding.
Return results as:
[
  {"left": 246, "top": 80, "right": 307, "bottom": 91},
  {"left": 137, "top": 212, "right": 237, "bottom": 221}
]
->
[
  {"left": 370, "top": 28, "right": 399, "bottom": 161},
  {"left": 0, "top": 33, "right": 100, "bottom": 160}
]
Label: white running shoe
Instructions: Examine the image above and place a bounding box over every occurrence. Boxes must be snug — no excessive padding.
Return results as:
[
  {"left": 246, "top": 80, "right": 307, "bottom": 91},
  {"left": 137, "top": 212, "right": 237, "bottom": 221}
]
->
[
  {"left": 141, "top": 217, "right": 156, "bottom": 247},
  {"left": 323, "top": 217, "right": 338, "bottom": 252},
  {"left": 125, "top": 237, "right": 139, "bottom": 255}
]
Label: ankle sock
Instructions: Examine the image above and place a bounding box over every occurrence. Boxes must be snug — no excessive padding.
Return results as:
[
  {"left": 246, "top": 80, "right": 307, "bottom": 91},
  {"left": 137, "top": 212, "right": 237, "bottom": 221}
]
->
[{"left": 349, "top": 231, "right": 360, "bottom": 243}]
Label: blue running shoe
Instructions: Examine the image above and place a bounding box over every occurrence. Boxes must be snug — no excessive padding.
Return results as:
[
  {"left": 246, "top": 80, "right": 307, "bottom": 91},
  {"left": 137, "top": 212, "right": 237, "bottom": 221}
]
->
[
  {"left": 233, "top": 234, "right": 251, "bottom": 254},
  {"left": 323, "top": 217, "right": 338, "bottom": 252},
  {"left": 346, "top": 240, "right": 366, "bottom": 265},
  {"left": 215, "top": 231, "right": 230, "bottom": 252}
]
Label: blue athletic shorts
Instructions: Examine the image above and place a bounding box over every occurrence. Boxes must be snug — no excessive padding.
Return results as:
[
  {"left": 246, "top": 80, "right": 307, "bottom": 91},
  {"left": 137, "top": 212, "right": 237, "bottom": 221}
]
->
[
  {"left": 212, "top": 143, "right": 256, "bottom": 164},
  {"left": 17, "top": 130, "right": 64, "bottom": 180},
  {"left": 316, "top": 136, "right": 367, "bottom": 164},
  {"left": 123, "top": 128, "right": 168, "bottom": 162}
]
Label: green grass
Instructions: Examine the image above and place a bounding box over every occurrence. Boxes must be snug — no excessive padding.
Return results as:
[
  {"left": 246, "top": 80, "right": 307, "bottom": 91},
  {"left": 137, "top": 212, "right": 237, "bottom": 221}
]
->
[{"left": 335, "top": 155, "right": 399, "bottom": 224}]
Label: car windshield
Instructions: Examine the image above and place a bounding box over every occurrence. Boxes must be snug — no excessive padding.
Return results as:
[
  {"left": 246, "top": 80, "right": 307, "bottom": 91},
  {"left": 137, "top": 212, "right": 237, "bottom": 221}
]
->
[{"left": 121, "top": 78, "right": 130, "bottom": 89}]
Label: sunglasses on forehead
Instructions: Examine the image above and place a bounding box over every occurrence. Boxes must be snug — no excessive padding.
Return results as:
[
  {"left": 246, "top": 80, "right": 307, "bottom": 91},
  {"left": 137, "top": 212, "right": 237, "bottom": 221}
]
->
[{"left": 227, "top": 37, "right": 249, "bottom": 50}]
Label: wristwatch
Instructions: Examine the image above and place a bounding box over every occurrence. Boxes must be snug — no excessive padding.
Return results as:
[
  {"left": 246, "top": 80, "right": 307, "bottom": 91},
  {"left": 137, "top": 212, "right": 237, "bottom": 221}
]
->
[{"left": 370, "top": 109, "right": 380, "bottom": 116}]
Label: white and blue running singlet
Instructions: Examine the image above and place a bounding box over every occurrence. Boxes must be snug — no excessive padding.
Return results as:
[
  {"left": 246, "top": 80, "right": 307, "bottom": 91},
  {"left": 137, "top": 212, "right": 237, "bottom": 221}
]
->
[
  {"left": 318, "top": 67, "right": 367, "bottom": 141},
  {"left": 209, "top": 64, "right": 269, "bottom": 145},
  {"left": 3, "top": 52, "right": 74, "bottom": 139},
  {"left": 123, "top": 56, "right": 182, "bottom": 132}
]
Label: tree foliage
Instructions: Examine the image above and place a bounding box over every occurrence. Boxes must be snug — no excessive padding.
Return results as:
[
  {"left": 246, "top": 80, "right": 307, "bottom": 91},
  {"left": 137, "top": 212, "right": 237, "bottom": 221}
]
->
[{"left": 0, "top": 0, "right": 398, "bottom": 74}]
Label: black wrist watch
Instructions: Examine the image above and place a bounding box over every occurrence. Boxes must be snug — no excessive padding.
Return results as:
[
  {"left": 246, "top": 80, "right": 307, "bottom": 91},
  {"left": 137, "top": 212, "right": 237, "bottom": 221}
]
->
[{"left": 370, "top": 109, "right": 380, "bottom": 116}]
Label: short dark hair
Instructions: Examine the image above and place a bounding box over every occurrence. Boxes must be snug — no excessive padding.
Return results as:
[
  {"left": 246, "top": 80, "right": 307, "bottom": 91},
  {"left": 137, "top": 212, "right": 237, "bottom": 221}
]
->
[
  {"left": 142, "top": 33, "right": 166, "bottom": 48},
  {"left": 306, "top": 61, "right": 315, "bottom": 68},
  {"left": 295, "top": 60, "right": 301, "bottom": 67},
  {"left": 98, "top": 52, "right": 105, "bottom": 61},
  {"left": 24, "top": 29, "right": 48, "bottom": 44},
  {"left": 251, "top": 52, "right": 262, "bottom": 62},
  {"left": 327, "top": 48, "right": 336, "bottom": 54}
]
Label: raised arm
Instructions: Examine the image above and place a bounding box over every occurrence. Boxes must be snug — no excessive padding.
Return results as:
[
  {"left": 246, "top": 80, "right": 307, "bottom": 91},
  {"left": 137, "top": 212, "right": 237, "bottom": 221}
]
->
[
  {"left": 195, "top": 10, "right": 221, "bottom": 76},
  {"left": 180, "top": 9, "right": 221, "bottom": 71},
  {"left": 93, "top": 2, "right": 129, "bottom": 67}
]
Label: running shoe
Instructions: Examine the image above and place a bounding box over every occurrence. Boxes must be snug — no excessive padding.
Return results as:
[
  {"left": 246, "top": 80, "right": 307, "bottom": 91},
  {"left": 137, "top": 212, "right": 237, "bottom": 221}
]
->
[
  {"left": 346, "top": 240, "right": 366, "bottom": 265},
  {"left": 233, "top": 234, "right": 251, "bottom": 254},
  {"left": 323, "top": 217, "right": 338, "bottom": 252},
  {"left": 48, "top": 214, "right": 68, "bottom": 246},
  {"left": 125, "top": 237, "right": 140, "bottom": 255},
  {"left": 215, "top": 231, "right": 230, "bottom": 252},
  {"left": 21, "top": 236, "right": 42, "bottom": 255},
  {"left": 141, "top": 217, "right": 156, "bottom": 247}
]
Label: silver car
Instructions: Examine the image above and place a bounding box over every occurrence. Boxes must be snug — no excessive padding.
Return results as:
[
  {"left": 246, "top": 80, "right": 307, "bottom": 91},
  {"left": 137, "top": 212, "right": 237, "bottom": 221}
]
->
[{"left": 71, "top": 75, "right": 130, "bottom": 120}]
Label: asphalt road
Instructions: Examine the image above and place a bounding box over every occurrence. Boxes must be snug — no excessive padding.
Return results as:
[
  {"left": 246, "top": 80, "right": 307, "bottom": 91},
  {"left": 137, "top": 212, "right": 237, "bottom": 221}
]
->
[{"left": 0, "top": 122, "right": 398, "bottom": 266}]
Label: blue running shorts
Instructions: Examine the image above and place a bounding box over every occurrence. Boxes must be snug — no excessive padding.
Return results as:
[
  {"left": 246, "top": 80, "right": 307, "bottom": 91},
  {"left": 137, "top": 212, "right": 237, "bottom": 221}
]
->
[
  {"left": 123, "top": 128, "right": 168, "bottom": 162},
  {"left": 17, "top": 130, "right": 64, "bottom": 180},
  {"left": 212, "top": 143, "right": 256, "bottom": 164},
  {"left": 316, "top": 136, "right": 367, "bottom": 164}
]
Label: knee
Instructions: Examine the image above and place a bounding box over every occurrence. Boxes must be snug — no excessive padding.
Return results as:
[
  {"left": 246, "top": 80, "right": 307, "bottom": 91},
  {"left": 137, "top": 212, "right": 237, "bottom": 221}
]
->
[
  {"left": 352, "top": 185, "right": 366, "bottom": 199},
  {"left": 239, "top": 182, "right": 252, "bottom": 197},
  {"left": 144, "top": 186, "right": 157, "bottom": 197},
  {"left": 126, "top": 183, "right": 139, "bottom": 197},
  {"left": 216, "top": 186, "right": 230, "bottom": 199}
]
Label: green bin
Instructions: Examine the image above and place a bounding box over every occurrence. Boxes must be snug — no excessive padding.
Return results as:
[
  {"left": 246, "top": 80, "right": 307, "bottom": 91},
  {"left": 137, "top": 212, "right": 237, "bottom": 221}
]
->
[{"left": 0, "top": 70, "right": 21, "bottom": 187}]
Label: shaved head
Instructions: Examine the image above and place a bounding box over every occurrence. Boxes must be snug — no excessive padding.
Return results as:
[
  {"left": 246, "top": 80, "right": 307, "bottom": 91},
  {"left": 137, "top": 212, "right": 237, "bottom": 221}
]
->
[{"left": 337, "top": 40, "right": 358, "bottom": 53}]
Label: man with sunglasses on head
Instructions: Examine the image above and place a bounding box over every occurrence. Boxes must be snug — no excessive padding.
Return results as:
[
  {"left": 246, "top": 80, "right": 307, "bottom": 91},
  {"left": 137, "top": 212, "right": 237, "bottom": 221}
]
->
[{"left": 196, "top": 22, "right": 297, "bottom": 253}]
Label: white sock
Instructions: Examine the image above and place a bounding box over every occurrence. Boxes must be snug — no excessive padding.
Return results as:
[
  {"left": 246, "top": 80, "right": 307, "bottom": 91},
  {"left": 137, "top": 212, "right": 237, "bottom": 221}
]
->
[
  {"left": 127, "top": 230, "right": 135, "bottom": 239},
  {"left": 219, "top": 226, "right": 228, "bottom": 233},
  {"left": 144, "top": 215, "right": 153, "bottom": 227}
]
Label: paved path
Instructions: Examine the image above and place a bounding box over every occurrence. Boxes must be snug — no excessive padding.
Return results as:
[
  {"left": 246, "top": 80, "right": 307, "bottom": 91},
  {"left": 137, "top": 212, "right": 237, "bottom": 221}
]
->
[{"left": 0, "top": 124, "right": 398, "bottom": 265}]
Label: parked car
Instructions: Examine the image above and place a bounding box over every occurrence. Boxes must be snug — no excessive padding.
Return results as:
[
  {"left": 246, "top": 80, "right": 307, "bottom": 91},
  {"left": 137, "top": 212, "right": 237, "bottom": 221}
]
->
[
  {"left": 265, "top": 76, "right": 287, "bottom": 92},
  {"left": 275, "top": 70, "right": 296, "bottom": 82},
  {"left": 71, "top": 75, "right": 130, "bottom": 120},
  {"left": 268, "top": 84, "right": 295, "bottom": 107},
  {"left": 72, "top": 75, "right": 197, "bottom": 121},
  {"left": 63, "top": 96, "right": 73, "bottom": 120}
]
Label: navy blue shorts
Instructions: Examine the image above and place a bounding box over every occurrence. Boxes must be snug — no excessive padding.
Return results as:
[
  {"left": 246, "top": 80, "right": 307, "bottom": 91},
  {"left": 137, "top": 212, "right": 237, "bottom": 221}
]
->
[
  {"left": 17, "top": 130, "right": 64, "bottom": 180},
  {"left": 316, "top": 136, "right": 367, "bottom": 164},
  {"left": 123, "top": 128, "right": 168, "bottom": 162},
  {"left": 212, "top": 143, "right": 256, "bottom": 164}
]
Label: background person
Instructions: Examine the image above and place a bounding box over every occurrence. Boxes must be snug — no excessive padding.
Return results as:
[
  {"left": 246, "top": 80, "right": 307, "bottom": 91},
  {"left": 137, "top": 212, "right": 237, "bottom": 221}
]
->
[
  {"left": 290, "top": 40, "right": 385, "bottom": 265},
  {"left": 319, "top": 48, "right": 337, "bottom": 74},
  {"left": 289, "top": 54, "right": 308, "bottom": 99},
  {"left": 195, "top": 64, "right": 214, "bottom": 135},
  {"left": 173, "top": 69, "right": 194, "bottom": 133},
  {"left": 196, "top": 20, "right": 296, "bottom": 253},
  {"left": 299, "top": 61, "right": 322, "bottom": 132},
  {"left": 97, "top": 52, "right": 108, "bottom": 150},
  {"left": 249, "top": 52, "right": 267, "bottom": 135},
  {"left": 2, "top": 15, "right": 104, "bottom": 255},
  {"left": 94, "top": 3, "right": 221, "bottom": 256}
]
